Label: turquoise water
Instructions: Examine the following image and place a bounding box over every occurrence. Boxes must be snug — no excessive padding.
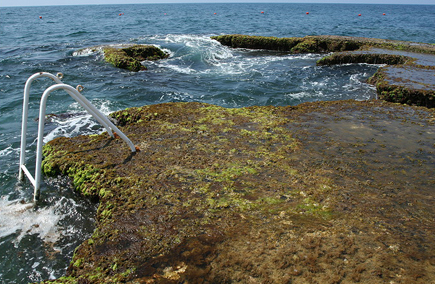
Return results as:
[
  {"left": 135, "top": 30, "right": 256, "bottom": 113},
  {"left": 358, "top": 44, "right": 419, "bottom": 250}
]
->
[{"left": 0, "top": 3, "right": 434, "bottom": 283}]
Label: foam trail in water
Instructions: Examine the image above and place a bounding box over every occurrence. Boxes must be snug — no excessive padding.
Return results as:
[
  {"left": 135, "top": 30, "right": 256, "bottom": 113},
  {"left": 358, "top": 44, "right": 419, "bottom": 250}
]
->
[{"left": 144, "top": 34, "right": 236, "bottom": 74}]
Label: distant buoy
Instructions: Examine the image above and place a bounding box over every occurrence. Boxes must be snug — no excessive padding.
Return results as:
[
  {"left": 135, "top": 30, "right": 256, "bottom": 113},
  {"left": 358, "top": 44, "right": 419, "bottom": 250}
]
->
[
  {"left": 358, "top": 14, "right": 362, "bottom": 16},
  {"left": 119, "top": 13, "right": 122, "bottom": 16},
  {"left": 39, "top": 16, "right": 42, "bottom": 19},
  {"left": 214, "top": 12, "right": 217, "bottom": 15},
  {"left": 306, "top": 12, "right": 309, "bottom": 15},
  {"left": 261, "top": 11, "right": 264, "bottom": 14},
  {"left": 383, "top": 13, "right": 386, "bottom": 15}
]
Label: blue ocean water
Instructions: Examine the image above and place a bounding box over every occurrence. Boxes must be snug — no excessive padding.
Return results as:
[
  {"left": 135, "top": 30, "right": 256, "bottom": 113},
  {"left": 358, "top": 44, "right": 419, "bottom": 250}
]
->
[{"left": 0, "top": 3, "right": 434, "bottom": 283}]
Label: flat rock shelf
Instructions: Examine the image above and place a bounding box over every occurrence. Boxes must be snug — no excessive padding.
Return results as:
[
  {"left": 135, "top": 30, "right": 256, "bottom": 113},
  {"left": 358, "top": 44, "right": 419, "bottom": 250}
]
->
[{"left": 41, "top": 100, "right": 435, "bottom": 283}]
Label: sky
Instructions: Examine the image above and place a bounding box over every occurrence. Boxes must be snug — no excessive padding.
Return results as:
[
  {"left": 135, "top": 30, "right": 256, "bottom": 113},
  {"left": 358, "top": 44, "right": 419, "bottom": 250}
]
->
[{"left": 1, "top": 0, "right": 434, "bottom": 6}]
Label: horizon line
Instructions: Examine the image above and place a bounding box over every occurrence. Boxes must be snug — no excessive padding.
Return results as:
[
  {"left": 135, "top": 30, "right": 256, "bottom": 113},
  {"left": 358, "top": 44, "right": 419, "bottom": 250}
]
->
[{"left": 1, "top": 1, "right": 434, "bottom": 8}]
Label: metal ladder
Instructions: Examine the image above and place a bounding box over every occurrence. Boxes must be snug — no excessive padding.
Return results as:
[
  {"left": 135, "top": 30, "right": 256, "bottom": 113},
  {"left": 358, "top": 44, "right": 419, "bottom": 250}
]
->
[{"left": 19, "top": 72, "right": 136, "bottom": 202}]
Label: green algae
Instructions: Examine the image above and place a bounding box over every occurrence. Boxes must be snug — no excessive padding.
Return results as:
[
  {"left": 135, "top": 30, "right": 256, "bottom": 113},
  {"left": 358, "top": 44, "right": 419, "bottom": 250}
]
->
[
  {"left": 316, "top": 52, "right": 408, "bottom": 66},
  {"left": 102, "top": 44, "right": 169, "bottom": 72},
  {"left": 39, "top": 100, "right": 435, "bottom": 283}
]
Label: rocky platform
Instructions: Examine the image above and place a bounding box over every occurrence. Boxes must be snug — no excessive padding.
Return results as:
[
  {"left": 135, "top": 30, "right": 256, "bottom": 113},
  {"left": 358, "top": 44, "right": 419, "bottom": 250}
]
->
[
  {"left": 212, "top": 35, "right": 435, "bottom": 108},
  {"left": 42, "top": 100, "right": 435, "bottom": 283}
]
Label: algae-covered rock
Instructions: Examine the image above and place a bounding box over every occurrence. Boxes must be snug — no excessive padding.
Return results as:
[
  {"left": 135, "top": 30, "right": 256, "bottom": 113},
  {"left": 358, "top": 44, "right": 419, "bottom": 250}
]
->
[
  {"left": 103, "top": 44, "right": 169, "bottom": 72},
  {"left": 213, "top": 34, "right": 435, "bottom": 108},
  {"left": 41, "top": 100, "right": 435, "bottom": 283},
  {"left": 211, "top": 34, "right": 435, "bottom": 54},
  {"left": 316, "top": 52, "right": 409, "bottom": 66},
  {"left": 211, "top": 34, "right": 364, "bottom": 53}
]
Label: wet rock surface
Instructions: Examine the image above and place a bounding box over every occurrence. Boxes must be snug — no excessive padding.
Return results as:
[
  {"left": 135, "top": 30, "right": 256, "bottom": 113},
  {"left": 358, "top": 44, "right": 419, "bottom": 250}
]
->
[
  {"left": 212, "top": 35, "right": 435, "bottom": 108},
  {"left": 103, "top": 44, "right": 169, "bottom": 72},
  {"left": 323, "top": 48, "right": 435, "bottom": 108},
  {"left": 41, "top": 100, "right": 435, "bottom": 283}
]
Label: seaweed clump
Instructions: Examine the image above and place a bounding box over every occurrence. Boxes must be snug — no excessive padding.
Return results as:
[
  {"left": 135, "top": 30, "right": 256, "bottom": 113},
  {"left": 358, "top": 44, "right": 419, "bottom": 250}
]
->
[{"left": 103, "top": 45, "right": 169, "bottom": 72}]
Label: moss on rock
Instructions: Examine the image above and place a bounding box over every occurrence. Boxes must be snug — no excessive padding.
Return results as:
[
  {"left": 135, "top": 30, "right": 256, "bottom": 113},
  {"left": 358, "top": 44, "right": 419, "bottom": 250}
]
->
[{"left": 103, "top": 45, "right": 169, "bottom": 72}]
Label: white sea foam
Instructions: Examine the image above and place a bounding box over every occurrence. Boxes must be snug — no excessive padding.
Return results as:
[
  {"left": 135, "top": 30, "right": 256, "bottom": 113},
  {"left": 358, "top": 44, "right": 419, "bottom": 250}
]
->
[
  {"left": 0, "top": 146, "right": 19, "bottom": 158},
  {"left": 0, "top": 192, "right": 94, "bottom": 249},
  {"left": 0, "top": 196, "right": 60, "bottom": 246},
  {"left": 42, "top": 99, "right": 115, "bottom": 143},
  {"left": 342, "top": 72, "right": 377, "bottom": 100},
  {"left": 43, "top": 115, "right": 93, "bottom": 143},
  {"left": 72, "top": 47, "right": 100, "bottom": 57},
  {"left": 285, "top": 92, "right": 311, "bottom": 100},
  {"left": 159, "top": 91, "right": 194, "bottom": 102},
  {"left": 141, "top": 34, "right": 323, "bottom": 78}
]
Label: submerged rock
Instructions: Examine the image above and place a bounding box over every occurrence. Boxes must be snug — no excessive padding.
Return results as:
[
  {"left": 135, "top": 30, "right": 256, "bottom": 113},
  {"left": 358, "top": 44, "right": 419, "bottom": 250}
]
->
[
  {"left": 41, "top": 100, "right": 435, "bottom": 283},
  {"left": 212, "top": 35, "right": 435, "bottom": 108}
]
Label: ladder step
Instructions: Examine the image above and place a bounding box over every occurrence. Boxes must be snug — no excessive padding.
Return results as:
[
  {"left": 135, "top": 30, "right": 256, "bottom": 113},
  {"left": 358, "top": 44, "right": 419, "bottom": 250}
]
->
[{"left": 21, "top": 164, "right": 36, "bottom": 188}]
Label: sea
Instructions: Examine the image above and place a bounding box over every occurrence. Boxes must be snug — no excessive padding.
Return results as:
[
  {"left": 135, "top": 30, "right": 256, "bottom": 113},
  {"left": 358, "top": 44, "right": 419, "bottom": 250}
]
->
[{"left": 0, "top": 2, "right": 434, "bottom": 283}]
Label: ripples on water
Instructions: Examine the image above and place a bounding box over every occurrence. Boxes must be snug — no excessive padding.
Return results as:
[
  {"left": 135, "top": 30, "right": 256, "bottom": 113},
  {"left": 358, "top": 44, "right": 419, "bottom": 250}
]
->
[{"left": 0, "top": 3, "right": 434, "bottom": 282}]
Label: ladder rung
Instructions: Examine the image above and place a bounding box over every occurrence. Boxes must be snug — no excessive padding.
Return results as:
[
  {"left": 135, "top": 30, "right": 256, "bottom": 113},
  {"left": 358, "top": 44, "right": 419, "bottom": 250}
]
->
[{"left": 21, "top": 164, "right": 36, "bottom": 188}]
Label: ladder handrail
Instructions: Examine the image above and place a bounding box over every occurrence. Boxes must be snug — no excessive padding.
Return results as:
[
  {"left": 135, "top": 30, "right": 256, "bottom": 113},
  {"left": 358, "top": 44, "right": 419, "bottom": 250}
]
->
[
  {"left": 19, "top": 72, "right": 116, "bottom": 180},
  {"left": 19, "top": 72, "right": 136, "bottom": 202},
  {"left": 19, "top": 72, "right": 60, "bottom": 181}
]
